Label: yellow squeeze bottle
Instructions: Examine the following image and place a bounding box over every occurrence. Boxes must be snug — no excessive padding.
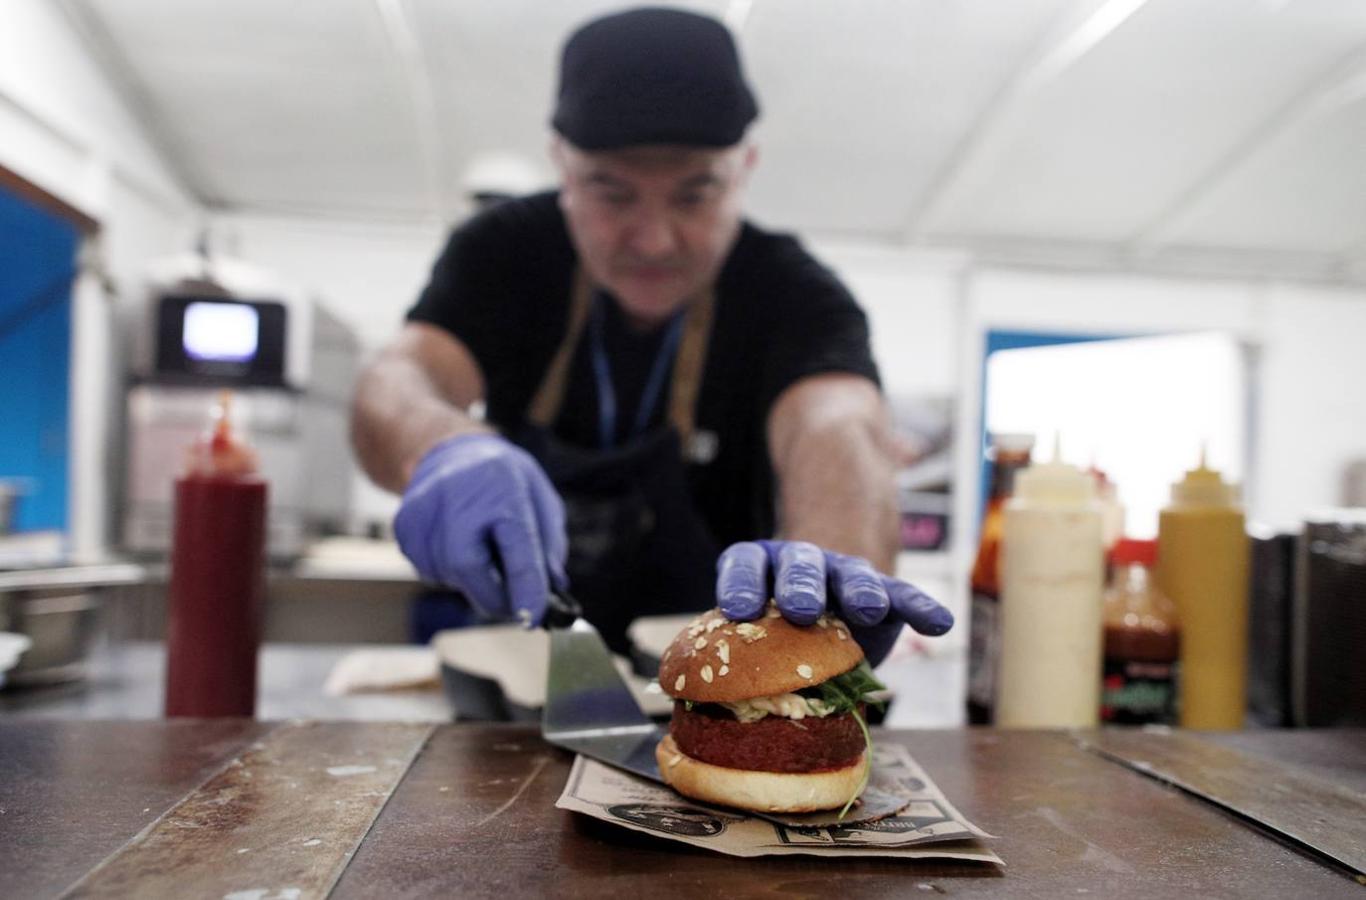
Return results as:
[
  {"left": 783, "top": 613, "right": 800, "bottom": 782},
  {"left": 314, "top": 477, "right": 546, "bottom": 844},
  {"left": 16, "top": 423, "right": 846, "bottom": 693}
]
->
[{"left": 1156, "top": 450, "right": 1250, "bottom": 730}]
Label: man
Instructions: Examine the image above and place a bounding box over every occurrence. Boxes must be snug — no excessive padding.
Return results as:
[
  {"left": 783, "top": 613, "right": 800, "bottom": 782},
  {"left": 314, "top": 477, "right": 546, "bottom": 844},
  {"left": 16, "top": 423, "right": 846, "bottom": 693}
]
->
[{"left": 351, "top": 7, "right": 952, "bottom": 662}]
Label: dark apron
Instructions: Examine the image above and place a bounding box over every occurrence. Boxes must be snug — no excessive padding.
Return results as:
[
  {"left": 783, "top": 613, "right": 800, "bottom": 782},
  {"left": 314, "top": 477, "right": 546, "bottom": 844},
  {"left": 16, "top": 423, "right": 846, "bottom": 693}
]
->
[{"left": 514, "top": 270, "right": 720, "bottom": 654}]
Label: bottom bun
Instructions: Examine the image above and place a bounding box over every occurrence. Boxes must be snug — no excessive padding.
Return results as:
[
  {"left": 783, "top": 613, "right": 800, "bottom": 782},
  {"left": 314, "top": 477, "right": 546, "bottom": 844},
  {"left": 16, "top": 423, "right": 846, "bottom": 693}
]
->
[{"left": 655, "top": 734, "right": 867, "bottom": 814}]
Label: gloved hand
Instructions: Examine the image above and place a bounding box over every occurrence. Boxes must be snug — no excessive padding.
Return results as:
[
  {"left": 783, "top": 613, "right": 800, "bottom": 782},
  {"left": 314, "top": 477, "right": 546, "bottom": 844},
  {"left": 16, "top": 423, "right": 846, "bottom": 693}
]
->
[
  {"left": 716, "top": 540, "right": 953, "bottom": 665},
  {"left": 394, "top": 433, "right": 568, "bottom": 626}
]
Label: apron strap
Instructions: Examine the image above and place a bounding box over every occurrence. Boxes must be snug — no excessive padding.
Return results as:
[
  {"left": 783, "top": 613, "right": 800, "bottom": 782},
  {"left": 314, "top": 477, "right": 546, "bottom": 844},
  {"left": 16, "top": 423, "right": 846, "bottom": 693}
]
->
[
  {"left": 666, "top": 284, "right": 715, "bottom": 442},
  {"left": 526, "top": 268, "right": 594, "bottom": 428},
  {"left": 527, "top": 268, "right": 716, "bottom": 444}
]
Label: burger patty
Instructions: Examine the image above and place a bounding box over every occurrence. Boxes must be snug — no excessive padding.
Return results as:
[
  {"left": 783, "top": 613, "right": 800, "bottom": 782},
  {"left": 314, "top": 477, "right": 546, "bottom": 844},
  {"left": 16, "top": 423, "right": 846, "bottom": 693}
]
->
[{"left": 669, "top": 702, "right": 866, "bottom": 773}]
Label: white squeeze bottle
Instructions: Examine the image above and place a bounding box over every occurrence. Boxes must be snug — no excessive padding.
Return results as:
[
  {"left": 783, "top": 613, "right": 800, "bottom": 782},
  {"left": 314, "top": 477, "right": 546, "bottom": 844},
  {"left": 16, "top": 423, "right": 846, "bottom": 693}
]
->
[{"left": 996, "top": 437, "right": 1106, "bottom": 728}]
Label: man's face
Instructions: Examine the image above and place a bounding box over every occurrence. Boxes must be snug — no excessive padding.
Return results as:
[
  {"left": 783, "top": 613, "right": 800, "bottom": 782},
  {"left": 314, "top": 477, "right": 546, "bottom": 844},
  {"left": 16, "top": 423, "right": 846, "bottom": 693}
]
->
[{"left": 554, "top": 140, "right": 756, "bottom": 329}]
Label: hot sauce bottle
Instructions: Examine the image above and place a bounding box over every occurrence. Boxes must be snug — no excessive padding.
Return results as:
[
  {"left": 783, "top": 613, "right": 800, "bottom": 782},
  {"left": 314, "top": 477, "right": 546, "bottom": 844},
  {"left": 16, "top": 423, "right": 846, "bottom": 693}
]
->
[
  {"left": 1101, "top": 538, "right": 1180, "bottom": 725},
  {"left": 164, "top": 391, "right": 268, "bottom": 717},
  {"left": 966, "top": 433, "right": 1033, "bottom": 725}
]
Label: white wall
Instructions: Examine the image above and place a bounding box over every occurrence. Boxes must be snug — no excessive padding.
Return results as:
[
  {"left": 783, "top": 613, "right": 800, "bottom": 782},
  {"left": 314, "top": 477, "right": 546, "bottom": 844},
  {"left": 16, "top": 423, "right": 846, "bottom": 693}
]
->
[
  {"left": 206, "top": 212, "right": 450, "bottom": 528},
  {"left": 808, "top": 243, "right": 1366, "bottom": 656},
  {"left": 0, "top": 0, "right": 201, "bottom": 558},
  {"left": 814, "top": 240, "right": 965, "bottom": 398},
  {"left": 958, "top": 268, "right": 1366, "bottom": 536},
  {"left": 820, "top": 246, "right": 1366, "bottom": 541},
  {"left": 8, "top": 0, "right": 1361, "bottom": 577},
  {"left": 0, "top": 1, "right": 198, "bottom": 284},
  {"left": 206, "top": 214, "right": 1366, "bottom": 553},
  {"left": 1257, "top": 283, "right": 1366, "bottom": 528},
  {"left": 208, "top": 213, "right": 447, "bottom": 355}
]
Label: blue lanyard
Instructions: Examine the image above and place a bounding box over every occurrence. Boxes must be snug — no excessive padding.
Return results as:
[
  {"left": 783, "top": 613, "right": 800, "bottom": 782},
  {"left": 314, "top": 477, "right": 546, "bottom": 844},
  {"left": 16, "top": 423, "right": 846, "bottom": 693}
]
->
[{"left": 589, "top": 293, "right": 686, "bottom": 449}]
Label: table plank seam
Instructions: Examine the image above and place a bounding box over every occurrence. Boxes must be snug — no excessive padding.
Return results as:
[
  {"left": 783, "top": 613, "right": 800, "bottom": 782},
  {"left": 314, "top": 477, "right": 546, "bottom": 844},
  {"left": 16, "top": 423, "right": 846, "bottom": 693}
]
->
[
  {"left": 55, "top": 720, "right": 291, "bottom": 898},
  {"left": 314, "top": 723, "right": 438, "bottom": 899},
  {"left": 56, "top": 721, "right": 438, "bottom": 900},
  {"left": 1071, "top": 732, "right": 1366, "bottom": 884}
]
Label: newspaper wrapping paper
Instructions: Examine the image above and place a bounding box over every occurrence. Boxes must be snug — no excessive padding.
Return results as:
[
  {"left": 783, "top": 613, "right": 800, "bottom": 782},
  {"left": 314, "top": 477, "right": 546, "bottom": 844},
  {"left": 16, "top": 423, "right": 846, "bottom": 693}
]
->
[{"left": 556, "top": 742, "right": 1003, "bottom": 862}]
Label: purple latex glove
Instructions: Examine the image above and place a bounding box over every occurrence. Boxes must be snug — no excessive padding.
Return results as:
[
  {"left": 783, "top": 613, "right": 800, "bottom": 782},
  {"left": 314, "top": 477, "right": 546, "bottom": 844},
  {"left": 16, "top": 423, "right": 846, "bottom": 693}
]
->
[
  {"left": 394, "top": 433, "right": 568, "bottom": 626},
  {"left": 716, "top": 540, "right": 953, "bottom": 665}
]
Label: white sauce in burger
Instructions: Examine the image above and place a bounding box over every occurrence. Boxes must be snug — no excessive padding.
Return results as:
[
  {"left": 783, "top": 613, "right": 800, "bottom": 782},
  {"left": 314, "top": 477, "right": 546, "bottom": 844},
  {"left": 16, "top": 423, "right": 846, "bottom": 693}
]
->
[{"left": 721, "top": 692, "right": 836, "bottom": 723}]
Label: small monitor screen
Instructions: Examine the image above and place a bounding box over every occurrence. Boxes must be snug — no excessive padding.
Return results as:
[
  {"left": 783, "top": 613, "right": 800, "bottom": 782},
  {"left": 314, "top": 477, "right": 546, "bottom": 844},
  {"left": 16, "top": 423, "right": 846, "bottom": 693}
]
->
[{"left": 182, "top": 301, "right": 259, "bottom": 363}]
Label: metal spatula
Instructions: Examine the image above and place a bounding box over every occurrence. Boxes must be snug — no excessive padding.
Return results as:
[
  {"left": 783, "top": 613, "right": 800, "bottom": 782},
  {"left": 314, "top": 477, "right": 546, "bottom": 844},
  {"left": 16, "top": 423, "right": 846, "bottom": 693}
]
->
[{"left": 541, "top": 591, "right": 664, "bottom": 783}]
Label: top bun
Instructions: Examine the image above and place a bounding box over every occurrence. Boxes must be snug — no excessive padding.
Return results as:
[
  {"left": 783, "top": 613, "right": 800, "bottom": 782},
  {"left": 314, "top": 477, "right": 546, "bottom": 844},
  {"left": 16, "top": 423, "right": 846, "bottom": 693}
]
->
[{"left": 658, "top": 606, "right": 864, "bottom": 703}]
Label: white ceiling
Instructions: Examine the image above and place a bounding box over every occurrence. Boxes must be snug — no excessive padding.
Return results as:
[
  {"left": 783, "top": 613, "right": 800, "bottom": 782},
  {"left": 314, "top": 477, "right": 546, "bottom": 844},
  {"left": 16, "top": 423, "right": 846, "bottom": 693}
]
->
[{"left": 62, "top": 0, "right": 1366, "bottom": 280}]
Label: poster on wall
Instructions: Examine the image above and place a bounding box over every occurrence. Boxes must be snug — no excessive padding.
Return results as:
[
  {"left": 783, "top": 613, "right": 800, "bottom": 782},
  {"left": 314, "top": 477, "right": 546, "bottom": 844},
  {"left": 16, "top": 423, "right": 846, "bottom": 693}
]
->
[{"left": 888, "top": 394, "right": 953, "bottom": 553}]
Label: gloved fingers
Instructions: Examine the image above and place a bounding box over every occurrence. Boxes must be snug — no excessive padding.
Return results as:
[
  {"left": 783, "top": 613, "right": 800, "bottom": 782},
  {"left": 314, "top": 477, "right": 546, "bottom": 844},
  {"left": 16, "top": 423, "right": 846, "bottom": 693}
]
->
[
  {"left": 445, "top": 540, "right": 510, "bottom": 621},
  {"left": 847, "top": 620, "right": 903, "bottom": 669},
  {"left": 883, "top": 576, "right": 954, "bottom": 636},
  {"left": 522, "top": 463, "right": 569, "bottom": 593},
  {"left": 716, "top": 542, "right": 769, "bottom": 621},
  {"left": 490, "top": 515, "right": 550, "bottom": 628},
  {"left": 754, "top": 538, "right": 784, "bottom": 563},
  {"left": 771, "top": 541, "right": 826, "bottom": 625},
  {"left": 826, "top": 552, "right": 890, "bottom": 627},
  {"left": 545, "top": 550, "right": 569, "bottom": 595}
]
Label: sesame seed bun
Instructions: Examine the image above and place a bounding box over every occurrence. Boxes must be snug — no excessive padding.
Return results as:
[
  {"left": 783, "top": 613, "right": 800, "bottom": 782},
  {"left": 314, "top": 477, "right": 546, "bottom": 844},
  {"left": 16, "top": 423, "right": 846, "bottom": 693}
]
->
[{"left": 657, "top": 606, "right": 864, "bottom": 703}]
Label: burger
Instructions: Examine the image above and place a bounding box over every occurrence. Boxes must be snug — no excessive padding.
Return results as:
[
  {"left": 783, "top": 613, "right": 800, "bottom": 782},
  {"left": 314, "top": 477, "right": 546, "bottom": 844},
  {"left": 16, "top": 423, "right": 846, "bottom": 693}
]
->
[{"left": 655, "top": 605, "right": 887, "bottom": 815}]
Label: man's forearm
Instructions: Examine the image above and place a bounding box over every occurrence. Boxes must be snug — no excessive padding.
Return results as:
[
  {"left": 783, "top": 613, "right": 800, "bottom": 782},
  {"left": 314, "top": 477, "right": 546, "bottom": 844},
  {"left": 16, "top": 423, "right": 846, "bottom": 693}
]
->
[
  {"left": 768, "top": 375, "right": 900, "bottom": 573},
  {"left": 350, "top": 327, "right": 492, "bottom": 493}
]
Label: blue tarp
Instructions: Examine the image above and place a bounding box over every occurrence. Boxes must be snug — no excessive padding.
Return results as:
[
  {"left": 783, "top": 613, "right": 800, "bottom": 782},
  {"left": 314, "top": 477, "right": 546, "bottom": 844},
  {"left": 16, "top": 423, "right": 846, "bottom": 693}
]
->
[{"left": 0, "top": 184, "right": 79, "bottom": 532}]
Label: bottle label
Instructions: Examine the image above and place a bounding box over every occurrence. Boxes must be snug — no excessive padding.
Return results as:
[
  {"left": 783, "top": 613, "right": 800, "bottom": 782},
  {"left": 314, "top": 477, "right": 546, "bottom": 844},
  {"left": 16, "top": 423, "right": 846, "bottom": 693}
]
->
[
  {"left": 967, "top": 591, "right": 999, "bottom": 717},
  {"left": 1101, "top": 658, "right": 1177, "bottom": 725}
]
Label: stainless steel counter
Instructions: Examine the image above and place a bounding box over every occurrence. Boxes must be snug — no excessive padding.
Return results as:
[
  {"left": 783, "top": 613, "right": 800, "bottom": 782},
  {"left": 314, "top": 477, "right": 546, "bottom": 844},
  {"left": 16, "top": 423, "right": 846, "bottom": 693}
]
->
[
  {"left": 1, "top": 560, "right": 426, "bottom": 641},
  {"left": 0, "top": 562, "right": 148, "bottom": 592},
  {"left": 0, "top": 553, "right": 428, "bottom": 688},
  {"left": 0, "top": 640, "right": 451, "bottom": 721}
]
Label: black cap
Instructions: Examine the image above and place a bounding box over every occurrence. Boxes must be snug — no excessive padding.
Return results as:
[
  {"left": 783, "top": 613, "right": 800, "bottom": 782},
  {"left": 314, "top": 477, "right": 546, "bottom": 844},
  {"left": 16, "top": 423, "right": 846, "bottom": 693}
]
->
[{"left": 552, "top": 7, "right": 759, "bottom": 150}]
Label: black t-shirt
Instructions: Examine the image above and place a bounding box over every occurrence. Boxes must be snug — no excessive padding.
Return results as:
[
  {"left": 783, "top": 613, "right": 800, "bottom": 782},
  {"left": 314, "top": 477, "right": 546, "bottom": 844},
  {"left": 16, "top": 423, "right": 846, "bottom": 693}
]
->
[{"left": 406, "top": 191, "right": 880, "bottom": 546}]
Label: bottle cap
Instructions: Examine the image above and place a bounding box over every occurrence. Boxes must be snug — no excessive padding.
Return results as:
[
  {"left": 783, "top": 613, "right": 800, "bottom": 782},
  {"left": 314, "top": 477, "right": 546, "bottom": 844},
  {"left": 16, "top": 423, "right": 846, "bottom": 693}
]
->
[
  {"left": 1169, "top": 444, "right": 1239, "bottom": 508},
  {"left": 185, "top": 391, "right": 258, "bottom": 477},
  {"left": 1011, "top": 433, "right": 1095, "bottom": 506},
  {"left": 1111, "top": 538, "right": 1157, "bottom": 568},
  {"left": 989, "top": 432, "right": 1035, "bottom": 456}
]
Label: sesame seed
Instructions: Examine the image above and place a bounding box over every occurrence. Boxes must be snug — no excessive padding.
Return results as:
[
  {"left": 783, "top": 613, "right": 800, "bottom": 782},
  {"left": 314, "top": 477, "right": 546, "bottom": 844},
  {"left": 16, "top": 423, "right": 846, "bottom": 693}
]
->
[
  {"left": 693, "top": 636, "right": 708, "bottom": 650},
  {"left": 817, "top": 619, "right": 829, "bottom": 628},
  {"left": 716, "top": 640, "right": 730, "bottom": 665},
  {"left": 837, "top": 631, "right": 848, "bottom": 640},
  {"left": 674, "top": 674, "right": 686, "bottom": 691},
  {"left": 706, "top": 618, "right": 723, "bottom": 633},
  {"left": 736, "top": 623, "right": 767, "bottom": 643},
  {"left": 701, "top": 665, "right": 714, "bottom": 683},
  {"left": 797, "top": 664, "right": 814, "bottom": 679},
  {"left": 719, "top": 665, "right": 729, "bottom": 676}
]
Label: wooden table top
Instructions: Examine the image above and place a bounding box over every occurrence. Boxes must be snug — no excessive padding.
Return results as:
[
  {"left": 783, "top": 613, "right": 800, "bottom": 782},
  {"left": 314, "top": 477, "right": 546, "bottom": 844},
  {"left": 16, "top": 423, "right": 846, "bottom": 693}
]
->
[{"left": 1, "top": 721, "right": 1362, "bottom": 899}]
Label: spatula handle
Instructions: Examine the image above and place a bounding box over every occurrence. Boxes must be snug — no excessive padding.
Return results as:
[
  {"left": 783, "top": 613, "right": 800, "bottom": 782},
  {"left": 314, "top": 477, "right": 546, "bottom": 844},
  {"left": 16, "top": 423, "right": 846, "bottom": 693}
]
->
[{"left": 544, "top": 589, "right": 583, "bottom": 630}]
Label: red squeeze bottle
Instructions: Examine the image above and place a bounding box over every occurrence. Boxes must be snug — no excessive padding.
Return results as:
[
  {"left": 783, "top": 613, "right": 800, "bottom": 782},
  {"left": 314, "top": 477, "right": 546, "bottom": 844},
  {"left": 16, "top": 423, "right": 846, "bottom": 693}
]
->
[{"left": 164, "top": 391, "right": 268, "bottom": 717}]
